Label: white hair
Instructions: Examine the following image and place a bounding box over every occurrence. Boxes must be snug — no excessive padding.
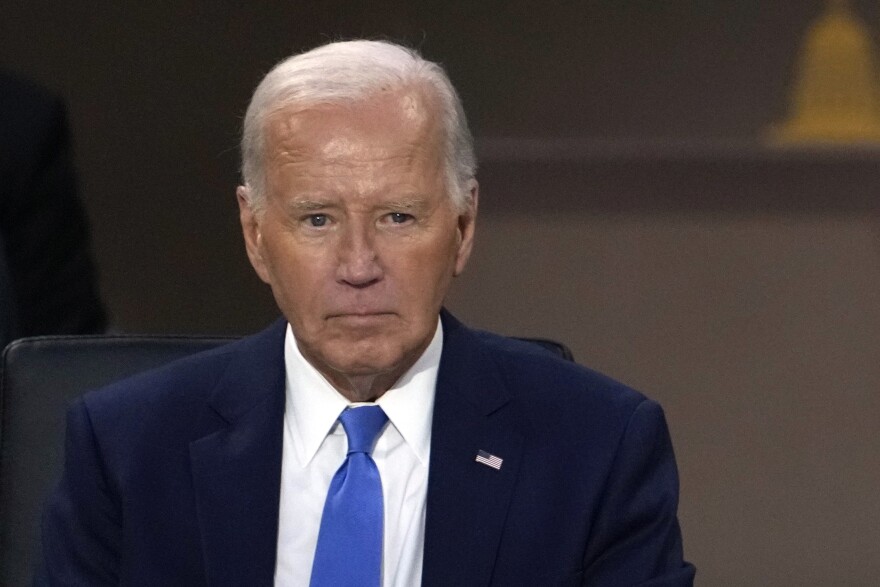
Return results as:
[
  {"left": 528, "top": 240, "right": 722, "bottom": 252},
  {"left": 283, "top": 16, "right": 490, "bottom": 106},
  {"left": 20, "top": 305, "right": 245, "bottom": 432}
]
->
[{"left": 240, "top": 40, "right": 476, "bottom": 213}]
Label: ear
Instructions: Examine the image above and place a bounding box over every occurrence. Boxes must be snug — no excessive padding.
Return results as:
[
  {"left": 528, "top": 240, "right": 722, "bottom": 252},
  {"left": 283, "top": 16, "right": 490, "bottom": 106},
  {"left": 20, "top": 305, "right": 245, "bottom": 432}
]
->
[
  {"left": 453, "top": 179, "right": 479, "bottom": 277},
  {"left": 237, "top": 185, "right": 272, "bottom": 284}
]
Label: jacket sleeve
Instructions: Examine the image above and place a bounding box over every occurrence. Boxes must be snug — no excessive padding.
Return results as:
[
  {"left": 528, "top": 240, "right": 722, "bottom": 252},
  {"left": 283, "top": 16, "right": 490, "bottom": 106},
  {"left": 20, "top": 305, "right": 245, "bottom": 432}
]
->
[
  {"left": 35, "top": 398, "right": 121, "bottom": 585},
  {"left": 582, "top": 399, "right": 696, "bottom": 586}
]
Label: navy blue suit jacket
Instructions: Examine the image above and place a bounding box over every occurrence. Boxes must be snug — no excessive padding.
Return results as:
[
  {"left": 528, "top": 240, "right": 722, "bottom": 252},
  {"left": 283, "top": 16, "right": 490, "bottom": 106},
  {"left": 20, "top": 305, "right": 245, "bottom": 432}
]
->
[{"left": 38, "top": 312, "right": 695, "bottom": 585}]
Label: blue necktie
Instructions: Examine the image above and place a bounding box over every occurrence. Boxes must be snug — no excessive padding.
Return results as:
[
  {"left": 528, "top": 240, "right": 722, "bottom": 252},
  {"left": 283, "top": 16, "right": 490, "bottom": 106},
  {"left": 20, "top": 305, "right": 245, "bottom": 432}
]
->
[{"left": 310, "top": 405, "right": 388, "bottom": 587}]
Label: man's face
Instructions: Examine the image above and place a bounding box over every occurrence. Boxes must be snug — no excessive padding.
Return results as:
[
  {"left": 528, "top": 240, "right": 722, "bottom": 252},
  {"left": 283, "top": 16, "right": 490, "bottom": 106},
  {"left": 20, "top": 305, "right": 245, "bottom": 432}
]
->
[{"left": 238, "top": 87, "right": 477, "bottom": 399}]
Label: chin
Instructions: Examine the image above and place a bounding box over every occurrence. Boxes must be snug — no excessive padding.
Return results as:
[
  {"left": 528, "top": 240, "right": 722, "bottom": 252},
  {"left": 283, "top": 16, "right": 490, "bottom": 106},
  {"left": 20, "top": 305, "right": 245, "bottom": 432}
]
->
[
  {"left": 329, "top": 348, "right": 401, "bottom": 375},
  {"left": 324, "top": 338, "right": 414, "bottom": 375}
]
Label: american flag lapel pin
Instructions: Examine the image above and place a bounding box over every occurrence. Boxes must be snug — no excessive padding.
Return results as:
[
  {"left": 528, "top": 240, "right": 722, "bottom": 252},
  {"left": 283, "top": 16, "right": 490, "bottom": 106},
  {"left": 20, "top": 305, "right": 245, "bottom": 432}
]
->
[{"left": 475, "top": 449, "right": 503, "bottom": 470}]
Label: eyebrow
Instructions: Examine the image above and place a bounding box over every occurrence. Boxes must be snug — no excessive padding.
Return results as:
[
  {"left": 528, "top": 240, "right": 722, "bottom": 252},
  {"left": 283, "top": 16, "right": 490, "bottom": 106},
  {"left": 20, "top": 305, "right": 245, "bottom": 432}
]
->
[
  {"left": 285, "top": 195, "right": 431, "bottom": 213},
  {"left": 383, "top": 196, "right": 430, "bottom": 210},
  {"left": 286, "top": 198, "right": 334, "bottom": 212}
]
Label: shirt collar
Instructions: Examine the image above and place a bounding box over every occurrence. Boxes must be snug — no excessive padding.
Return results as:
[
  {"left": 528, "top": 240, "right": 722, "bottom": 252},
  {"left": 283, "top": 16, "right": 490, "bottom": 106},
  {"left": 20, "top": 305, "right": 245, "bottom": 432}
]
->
[{"left": 284, "top": 318, "right": 441, "bottom": 467}]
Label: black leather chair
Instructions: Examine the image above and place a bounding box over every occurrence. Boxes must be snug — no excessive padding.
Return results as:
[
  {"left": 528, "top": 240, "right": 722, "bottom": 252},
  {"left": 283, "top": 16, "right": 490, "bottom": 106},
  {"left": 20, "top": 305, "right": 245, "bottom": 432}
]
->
[
  {"left": 0, "top": 333, "right": 571, "bottom": 586},
  {"left": 0, "top": 334, "right": 235, "bottom": 586}
]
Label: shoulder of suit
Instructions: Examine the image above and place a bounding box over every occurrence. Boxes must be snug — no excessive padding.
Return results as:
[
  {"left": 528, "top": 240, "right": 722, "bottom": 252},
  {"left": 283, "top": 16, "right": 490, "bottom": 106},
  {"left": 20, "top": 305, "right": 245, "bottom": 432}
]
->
[
  {"left": 82, "top": 339, "right": 238, "bottom": 411},
  {"left": 468, "top": 327, "right": 650, "bottom": 416},
  {"left": 81, "top": 325, "right": 276, "bottom": 416}
]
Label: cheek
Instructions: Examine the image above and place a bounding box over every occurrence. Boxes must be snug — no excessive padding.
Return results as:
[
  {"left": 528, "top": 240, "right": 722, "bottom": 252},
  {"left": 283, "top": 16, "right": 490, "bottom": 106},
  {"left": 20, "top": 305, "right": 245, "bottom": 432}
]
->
[
  {"left": 262, "top": 242, "right": 326, "bottom": 299},
  {"left": 390, "top": 236, "right": 460, "bottom": 293},
  {"left": 261, "top": 227, "right": 319, "bottom": 272}
]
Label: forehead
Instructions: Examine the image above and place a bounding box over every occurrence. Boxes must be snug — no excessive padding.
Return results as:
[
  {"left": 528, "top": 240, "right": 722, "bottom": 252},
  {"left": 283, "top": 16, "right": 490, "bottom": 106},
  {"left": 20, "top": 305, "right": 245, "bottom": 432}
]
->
[{"left": 263, "top": 86, "right": 443, "bottom": 167}]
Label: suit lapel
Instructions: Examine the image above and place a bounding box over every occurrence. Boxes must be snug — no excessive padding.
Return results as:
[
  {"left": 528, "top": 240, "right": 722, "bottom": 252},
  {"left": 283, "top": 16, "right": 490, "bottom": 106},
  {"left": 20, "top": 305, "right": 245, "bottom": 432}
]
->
[
  {"left": 422, "top": 312, "right": 525, "bottom": 587},
  {"left": 189, "top": 320, "right": 287, "bottom": 587}
]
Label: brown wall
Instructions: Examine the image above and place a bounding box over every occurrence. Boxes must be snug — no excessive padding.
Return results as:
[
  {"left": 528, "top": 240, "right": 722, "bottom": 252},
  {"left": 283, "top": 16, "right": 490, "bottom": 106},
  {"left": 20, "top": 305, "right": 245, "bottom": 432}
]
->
[{"left": 3, "top": 1, "right": 879, "bottom": 583}]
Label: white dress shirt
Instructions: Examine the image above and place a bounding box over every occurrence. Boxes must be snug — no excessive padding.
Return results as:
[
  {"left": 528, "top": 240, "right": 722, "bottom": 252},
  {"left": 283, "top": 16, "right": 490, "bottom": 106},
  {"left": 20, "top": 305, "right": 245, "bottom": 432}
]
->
[{"left": 274, "top": 320, "right": 441, "bottom": 586}]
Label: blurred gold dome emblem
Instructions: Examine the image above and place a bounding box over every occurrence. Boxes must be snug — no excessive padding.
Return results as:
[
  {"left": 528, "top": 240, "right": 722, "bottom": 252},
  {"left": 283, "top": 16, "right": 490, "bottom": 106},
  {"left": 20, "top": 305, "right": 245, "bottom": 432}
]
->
[{"left": 770, "top": 0, "right": 880, "bottom": 144}]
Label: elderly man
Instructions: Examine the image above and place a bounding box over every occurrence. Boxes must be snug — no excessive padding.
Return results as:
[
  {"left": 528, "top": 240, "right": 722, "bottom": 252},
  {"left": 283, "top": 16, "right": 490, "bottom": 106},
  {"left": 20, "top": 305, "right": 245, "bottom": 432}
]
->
[{"left": 38, "top": 41, "right": 695, "bottom": 585}]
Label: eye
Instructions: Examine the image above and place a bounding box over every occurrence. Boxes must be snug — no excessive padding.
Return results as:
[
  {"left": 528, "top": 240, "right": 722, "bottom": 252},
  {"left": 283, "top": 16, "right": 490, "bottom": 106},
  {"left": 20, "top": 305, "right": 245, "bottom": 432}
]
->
[
  {"left": 307, "top": 214, "right": 328, "bottom": 227},
  {"left": 388, "top": 212, "right": 413, "bottom": 224}
]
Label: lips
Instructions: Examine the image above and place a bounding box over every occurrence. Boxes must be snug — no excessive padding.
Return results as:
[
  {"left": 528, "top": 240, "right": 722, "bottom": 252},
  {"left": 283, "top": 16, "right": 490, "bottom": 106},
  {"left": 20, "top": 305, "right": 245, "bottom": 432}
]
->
[{"left": 326, "top": 311, "right": 396, "bottom": 320}]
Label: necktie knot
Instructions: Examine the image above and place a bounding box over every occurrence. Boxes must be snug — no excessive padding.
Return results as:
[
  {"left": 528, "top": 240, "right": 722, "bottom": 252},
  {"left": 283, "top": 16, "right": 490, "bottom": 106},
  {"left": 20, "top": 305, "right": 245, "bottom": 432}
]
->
[{"left": 338, "top": 405, "right": 388, "bottom": 455}]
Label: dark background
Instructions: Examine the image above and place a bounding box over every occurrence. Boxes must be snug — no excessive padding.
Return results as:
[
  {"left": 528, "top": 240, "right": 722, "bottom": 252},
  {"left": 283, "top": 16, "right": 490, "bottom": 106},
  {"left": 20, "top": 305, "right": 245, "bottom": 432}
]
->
[
  {"left": 2, "top": 0, "right": 856, "bottom": 334},
  {"left": 4, "top": 1, "right": 880, "bottom": 583}
]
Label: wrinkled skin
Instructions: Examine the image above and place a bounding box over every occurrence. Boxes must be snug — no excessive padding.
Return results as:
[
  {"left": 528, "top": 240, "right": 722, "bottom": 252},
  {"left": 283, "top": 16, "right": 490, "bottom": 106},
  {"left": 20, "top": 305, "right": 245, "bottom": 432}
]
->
[{"left": 238, "top": 86, "right": 478, "bottom": 401}]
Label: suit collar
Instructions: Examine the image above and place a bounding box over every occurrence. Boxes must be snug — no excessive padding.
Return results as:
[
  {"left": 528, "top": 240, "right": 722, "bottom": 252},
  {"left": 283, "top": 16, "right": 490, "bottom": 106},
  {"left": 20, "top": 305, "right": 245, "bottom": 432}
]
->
[
  {"left": 204, "top": 317, "right": 288, "bottom": 423},
  {"left": 435, "top": 309, "right": 511, "bottom": 415},
  {"left": 422, "top": 310, "right": 525, "bottom": 586},
  {"left": 189, "top": 318, "right": 287, "bottom": 586}
]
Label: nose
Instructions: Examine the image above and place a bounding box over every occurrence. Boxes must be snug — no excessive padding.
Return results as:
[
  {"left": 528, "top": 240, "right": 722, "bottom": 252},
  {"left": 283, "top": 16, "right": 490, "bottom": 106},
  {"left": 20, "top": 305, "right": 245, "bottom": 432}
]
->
[{"left": 336, "top": 224, "right": 383, "bottom": 287}]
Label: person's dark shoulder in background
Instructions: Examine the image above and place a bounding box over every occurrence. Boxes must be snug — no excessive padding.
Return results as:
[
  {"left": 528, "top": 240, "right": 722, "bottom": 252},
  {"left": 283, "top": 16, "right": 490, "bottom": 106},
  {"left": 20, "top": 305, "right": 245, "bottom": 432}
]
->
[{"left": 0, "top": 71, "right": 107, "bottom": 343}]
